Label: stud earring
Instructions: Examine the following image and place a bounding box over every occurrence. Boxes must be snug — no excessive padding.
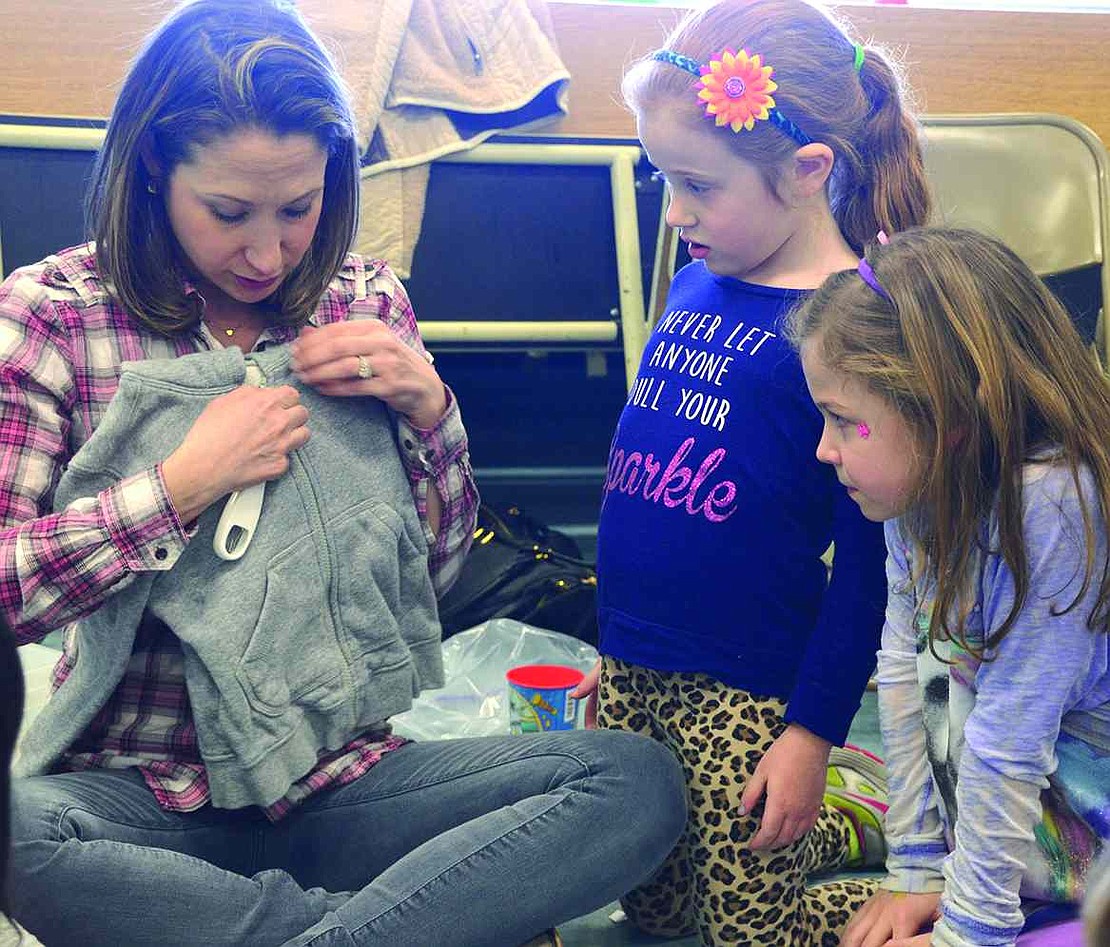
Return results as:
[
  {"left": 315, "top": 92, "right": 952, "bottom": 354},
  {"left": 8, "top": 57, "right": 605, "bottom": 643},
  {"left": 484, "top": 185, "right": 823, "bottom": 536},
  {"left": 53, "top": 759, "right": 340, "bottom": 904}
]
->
[
  {"left": 857, "top": 423, "right": 871, "bottom": 439},
  {"left": 146, "top": 179, "right": 160, "bottom": 195}
]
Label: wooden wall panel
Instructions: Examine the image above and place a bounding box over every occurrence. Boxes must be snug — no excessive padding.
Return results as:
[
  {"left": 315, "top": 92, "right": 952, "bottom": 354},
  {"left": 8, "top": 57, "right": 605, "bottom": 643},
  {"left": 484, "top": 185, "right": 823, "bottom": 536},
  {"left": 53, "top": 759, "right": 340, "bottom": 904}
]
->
[
  {"left": 1, "top": 1, "right": 1108, "bottom": 144},
  {"left": 549, "top": 4, "right": 1110, "bottom": 144}
]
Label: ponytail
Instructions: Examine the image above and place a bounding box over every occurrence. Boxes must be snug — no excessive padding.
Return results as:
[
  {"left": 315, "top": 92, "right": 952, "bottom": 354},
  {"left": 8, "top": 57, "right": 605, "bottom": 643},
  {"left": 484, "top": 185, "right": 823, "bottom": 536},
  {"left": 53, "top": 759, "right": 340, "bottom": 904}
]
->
[{"left": 835, "top": 48, "right": 931, "bottom": 250}]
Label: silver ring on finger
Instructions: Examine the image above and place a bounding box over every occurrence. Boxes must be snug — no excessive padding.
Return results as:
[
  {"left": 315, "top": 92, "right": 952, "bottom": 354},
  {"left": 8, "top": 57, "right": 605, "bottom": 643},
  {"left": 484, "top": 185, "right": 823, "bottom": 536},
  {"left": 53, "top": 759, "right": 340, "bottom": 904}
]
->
[{"left": 356, "top": 354, "right": 373, "bottom": 380}]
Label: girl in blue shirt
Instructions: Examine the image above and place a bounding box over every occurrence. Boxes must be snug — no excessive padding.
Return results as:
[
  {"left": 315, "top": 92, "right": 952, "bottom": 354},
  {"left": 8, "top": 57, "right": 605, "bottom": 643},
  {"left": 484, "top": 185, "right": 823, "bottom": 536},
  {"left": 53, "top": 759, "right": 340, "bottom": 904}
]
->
[{"left": 576, "top": 0, "right": 932, "bottom": 942}]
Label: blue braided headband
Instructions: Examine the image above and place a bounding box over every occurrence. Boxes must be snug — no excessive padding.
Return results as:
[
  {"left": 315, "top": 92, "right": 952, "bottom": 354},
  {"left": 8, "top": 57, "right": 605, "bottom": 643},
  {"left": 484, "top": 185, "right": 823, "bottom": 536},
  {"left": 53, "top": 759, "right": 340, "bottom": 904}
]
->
[{"left": 648, "top": 48, "right": 816, "bottom": 146}]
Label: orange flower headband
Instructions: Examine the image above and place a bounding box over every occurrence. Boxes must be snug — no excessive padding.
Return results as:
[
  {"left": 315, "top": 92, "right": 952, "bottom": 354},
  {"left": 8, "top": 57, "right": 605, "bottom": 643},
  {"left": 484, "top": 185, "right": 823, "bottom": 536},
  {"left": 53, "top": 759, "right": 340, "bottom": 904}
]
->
[{"left": 652, "top": 46, "right": 864, "bottom": 146}]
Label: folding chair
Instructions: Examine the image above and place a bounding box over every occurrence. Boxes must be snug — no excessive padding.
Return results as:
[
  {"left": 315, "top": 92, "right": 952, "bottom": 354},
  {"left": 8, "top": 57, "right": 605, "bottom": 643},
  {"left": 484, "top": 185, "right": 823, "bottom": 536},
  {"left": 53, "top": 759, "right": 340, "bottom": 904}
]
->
[
  {"left": 922, "top": 113, "right": 1110, "bottom": 362},
  {"left": 647, "top": 113, "right": 1110, "bottom": 365}
]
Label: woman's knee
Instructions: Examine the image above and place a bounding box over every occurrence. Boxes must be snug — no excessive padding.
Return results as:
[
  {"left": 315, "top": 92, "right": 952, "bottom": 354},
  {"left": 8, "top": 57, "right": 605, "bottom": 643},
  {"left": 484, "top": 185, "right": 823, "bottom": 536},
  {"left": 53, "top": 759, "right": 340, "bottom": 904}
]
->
[
  {"left": 605, "top": 728, "right": 684, "bottom": 790},
  {"left": 10, "top": 769, "right": 148, "bottom": 849},
  {"left": 6, "top": 775, "right": 88, "bottom": 929},
  {"left": 10, "top": 776, "right": 72, "bottom": 847},
  {"left": 578, "top": 729, "right": 687, "bottom": 847}
]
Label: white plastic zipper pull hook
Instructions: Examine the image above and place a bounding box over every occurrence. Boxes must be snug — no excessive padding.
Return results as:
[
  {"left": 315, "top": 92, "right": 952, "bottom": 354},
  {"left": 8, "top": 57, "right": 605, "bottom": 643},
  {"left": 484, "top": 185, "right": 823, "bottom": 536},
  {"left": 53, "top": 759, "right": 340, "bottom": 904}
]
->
[
  {"left": 212, "top": 359, "right": 268, "bottom": 562},
  {"left": 213, "top": 482, "right": 266, "bottom": 561}
]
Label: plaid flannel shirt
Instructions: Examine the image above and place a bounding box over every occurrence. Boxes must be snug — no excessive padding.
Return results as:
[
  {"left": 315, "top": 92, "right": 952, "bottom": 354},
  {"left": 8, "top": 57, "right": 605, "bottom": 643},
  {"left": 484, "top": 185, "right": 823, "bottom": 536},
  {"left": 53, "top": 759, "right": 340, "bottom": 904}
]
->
[{"left": 0, "top": 243, "right": 477, "bottom": 819}]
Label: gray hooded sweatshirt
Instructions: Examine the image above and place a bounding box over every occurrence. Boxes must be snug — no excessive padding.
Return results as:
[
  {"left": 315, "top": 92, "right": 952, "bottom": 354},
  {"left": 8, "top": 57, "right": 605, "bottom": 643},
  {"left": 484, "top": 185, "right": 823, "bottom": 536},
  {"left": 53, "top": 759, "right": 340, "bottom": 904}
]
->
[{"left": 18, "top": 343, "right": 443, "bottom": 808}]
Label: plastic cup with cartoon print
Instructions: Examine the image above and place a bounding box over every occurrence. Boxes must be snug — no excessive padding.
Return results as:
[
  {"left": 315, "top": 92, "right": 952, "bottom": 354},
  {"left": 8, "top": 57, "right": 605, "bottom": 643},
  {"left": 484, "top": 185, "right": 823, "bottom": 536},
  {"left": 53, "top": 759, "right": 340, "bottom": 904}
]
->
[{"left": 506, "top": 664, "right": 585, "bottom": 733}]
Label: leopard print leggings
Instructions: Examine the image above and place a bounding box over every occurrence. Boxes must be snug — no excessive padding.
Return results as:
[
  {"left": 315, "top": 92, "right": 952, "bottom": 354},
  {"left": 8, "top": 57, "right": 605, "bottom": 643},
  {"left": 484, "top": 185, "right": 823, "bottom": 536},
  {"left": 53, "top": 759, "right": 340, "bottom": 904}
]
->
[{"left": 597, "top": 656, "right": 880, "bottom": 946}]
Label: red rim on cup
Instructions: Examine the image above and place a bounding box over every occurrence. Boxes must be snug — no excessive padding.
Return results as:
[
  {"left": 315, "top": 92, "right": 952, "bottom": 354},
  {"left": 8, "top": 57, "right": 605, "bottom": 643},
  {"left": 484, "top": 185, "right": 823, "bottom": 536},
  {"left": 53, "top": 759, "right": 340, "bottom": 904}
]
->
[{"left": 506, "top": 665, "right": 584, "bottom": 690}]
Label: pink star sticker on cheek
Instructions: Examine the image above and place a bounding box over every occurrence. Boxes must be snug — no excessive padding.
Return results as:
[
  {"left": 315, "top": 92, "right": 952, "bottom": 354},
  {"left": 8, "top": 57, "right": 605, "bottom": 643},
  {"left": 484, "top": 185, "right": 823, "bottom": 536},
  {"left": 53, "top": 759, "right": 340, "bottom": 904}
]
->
[{"left": 857, "top": 422, "right": 871, "bottom": 439}]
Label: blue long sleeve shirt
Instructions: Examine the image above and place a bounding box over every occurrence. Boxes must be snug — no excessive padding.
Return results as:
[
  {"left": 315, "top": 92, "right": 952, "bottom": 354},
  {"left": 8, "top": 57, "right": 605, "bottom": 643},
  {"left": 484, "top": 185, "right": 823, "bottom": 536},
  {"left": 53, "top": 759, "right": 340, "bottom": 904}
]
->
[{"left": 595, "top": 263, "right": 886, "bottom": 744}]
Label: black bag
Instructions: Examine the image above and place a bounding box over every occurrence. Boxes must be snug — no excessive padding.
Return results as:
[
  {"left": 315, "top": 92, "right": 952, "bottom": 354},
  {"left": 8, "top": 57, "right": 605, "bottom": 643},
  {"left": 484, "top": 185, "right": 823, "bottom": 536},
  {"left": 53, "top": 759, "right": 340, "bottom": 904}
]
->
[{"left": 438, "top": 504, "right": 599, "bottom": 645}]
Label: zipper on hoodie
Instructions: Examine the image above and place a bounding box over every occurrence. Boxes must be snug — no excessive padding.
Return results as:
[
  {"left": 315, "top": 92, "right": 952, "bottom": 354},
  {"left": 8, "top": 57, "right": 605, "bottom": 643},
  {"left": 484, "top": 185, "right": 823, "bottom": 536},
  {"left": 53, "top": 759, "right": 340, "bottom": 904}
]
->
[
  {"left": 288, "top": 443, "right": 357, "bottom": 670},
  {"left": 243, "top": 360, "right": 266, "bottom": 388},
  {"left": 253, "top": 353, "right": 353, "bottom": 670},
  {"left": 211, "top": 359, "right": 270, "bottom": 561}
]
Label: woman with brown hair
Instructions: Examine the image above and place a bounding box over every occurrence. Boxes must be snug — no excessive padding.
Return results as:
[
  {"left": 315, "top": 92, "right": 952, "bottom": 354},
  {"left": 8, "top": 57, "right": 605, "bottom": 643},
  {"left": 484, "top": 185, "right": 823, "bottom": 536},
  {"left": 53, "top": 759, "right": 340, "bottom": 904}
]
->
[{"left": 2, "top": 2, "right": 686, "bottom": 944}]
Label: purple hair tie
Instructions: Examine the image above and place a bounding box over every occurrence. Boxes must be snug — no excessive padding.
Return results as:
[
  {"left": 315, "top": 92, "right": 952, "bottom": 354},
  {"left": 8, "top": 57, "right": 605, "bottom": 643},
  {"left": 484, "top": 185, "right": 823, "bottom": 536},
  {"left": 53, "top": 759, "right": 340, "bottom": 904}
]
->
[{"left": 857, "top": 257, "right": 891, "bottom": 302}]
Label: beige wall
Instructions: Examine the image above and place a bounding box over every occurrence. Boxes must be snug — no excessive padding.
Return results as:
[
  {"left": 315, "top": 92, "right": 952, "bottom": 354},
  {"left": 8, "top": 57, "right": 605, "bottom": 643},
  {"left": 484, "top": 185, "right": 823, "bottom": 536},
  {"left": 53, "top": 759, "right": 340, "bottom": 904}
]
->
[
  {"left": 3, "top": 1, "right": 1109, "bottom": 144},
  {"left": 548, "top": 3, "right": 1110, "bottom": 144}
]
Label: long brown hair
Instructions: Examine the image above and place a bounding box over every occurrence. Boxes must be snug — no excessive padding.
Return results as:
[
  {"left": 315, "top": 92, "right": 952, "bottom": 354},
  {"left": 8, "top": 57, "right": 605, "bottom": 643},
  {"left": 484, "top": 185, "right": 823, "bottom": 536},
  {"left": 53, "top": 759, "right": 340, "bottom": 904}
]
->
[
  {"left": 86, "top": 0, "right": 360, "bottom": 334},
  {"left": 787, "top": 227, "right": 1110, "bottom": 653},
  {"left": 623, "top": 0, "right": 931, "bottom": 250}
]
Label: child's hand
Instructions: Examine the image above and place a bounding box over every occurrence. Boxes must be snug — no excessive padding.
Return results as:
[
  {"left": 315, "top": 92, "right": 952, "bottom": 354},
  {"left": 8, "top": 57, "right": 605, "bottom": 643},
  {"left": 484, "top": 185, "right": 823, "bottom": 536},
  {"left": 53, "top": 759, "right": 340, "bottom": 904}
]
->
[
  {"left": 740, "top": 723, "right": 830, "bottom": 850},
  {"left": 839, "top": 889, "right": 941, "bottom": 947},
  {"left": 569, "top": 659, "right": 601, "bottom": 729}
]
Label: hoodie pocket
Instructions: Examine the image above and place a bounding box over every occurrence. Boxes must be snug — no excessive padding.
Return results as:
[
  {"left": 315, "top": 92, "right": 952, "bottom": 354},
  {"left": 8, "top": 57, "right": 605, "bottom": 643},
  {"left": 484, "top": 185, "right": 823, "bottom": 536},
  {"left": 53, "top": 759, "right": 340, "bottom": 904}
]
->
[
  {"left": 237, "top": 532, "right": 346, "bottom": 717},
  {"left": 330, "top": 498, "right": 432, "bottom": 664}
]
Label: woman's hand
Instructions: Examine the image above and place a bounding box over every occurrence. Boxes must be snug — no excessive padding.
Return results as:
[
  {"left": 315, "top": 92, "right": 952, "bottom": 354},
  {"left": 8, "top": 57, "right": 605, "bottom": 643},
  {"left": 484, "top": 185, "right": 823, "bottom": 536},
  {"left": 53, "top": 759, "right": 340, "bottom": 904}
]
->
[
  {"left": 741, "top": 723, "right": 830, "bottom": 850},
  {"left": 162, "top": 384, "right": 309, "bottom": 523},
  {"left": 292, "top": 322, "right": 447, "bottom": 429},
  {"left": 839, "top": 889, "right": 941, "bottom": 947},
  {"left": 569, "top": 659, "right": 601, "bottom": 729}
]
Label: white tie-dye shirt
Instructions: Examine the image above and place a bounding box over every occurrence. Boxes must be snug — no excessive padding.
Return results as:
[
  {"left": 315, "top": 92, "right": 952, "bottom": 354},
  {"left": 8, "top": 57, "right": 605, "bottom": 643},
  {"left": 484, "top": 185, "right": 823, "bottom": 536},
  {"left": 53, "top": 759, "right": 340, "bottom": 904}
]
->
[{"left": 878, "top": 459, "right": 1110, "bottom": 947}]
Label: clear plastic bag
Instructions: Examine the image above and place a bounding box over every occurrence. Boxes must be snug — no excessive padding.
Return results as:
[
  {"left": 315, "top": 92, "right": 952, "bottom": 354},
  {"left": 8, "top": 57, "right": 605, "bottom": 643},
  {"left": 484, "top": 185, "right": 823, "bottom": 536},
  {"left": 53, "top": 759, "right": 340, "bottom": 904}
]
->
[{"left": 390, "top": 619, "right": 599, "bottom": 741}]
